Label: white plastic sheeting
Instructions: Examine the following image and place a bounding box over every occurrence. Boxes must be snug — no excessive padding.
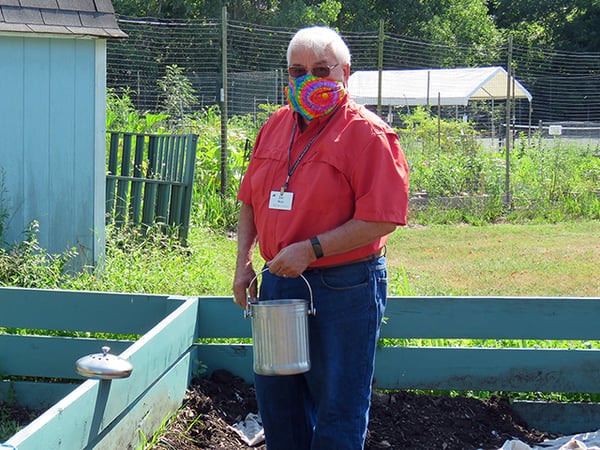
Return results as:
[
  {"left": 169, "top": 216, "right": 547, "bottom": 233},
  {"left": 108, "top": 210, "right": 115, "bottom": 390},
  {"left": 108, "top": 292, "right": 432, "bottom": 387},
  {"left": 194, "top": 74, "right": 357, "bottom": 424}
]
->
[
  {"left": 499, "top": 430, "right": 600, "bottom": 450},
  {"left": 348, "top": 66, "right": 532, "bottom": 107}
]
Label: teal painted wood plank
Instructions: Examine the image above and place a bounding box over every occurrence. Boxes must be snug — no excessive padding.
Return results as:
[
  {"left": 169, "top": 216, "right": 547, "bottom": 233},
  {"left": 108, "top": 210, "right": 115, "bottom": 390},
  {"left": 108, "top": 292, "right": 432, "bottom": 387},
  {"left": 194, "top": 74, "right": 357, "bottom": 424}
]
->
[
  {"left": 106, "top": 133, "right": 120, "bottom": 217},
  {"left": 0, "top": 335, "right": 132, "bottom": 379},
  {"left": 155, "top": 183, "right": 171, "bottom": 223},
  {"left": 47, "top": 39, "right": 78, "bottom": 254},
  {"left": 22, "top": 38, "right": 51, "bottom": 248},
  {"left": 46, "top": 37, "right": 98, "bottom": 268},
  {"left": 130, "top": 134, "right": 146, "bottom": 223},
  {"left": 0, "top": 287, "right": 182, "bottom": 333},
  {"left": 115, "top": 133, "right": 133, "bottom": 223},
  {"left": 373, "top": 346, "right": 600, "bottom": 393},
  {"left": 381, "top": 296, "right": 600, "bottom": 340},
  {"left": 194, "top": 343, "right": 254, "bottom": 384},
  {"left": 169, "top": 185, "right": 184, "bottom": 226},
  {"left": 0, "top": 380, "right": 78, "bottom": 410},
  {"left": 0, "top": 38, "right": 25, "bottom": 226},
  {"left": 512, "top": 400, "right": 600, "bottom": 435},
  {"left": 195, "top": 296, "right": 600, "bottom": 340},
  {"left": 5, "top": 353, "right": 192, "bottom": 450},
  {"left": 4, "top": 297, "right": 198, "bottom": 450},
  {"left": 196, "top": 297, "right": 252, "bottom": 338},
  {"left": 195, "top": 342, "right": 600, "bottom": 394},
  {"left": 90, "top": 351, "right": 192, "bottom": 450},
  {"left": 113, "top": 296, "right": 198, "bottom": 393},
  {"left": 3, "top": 379, "right": 101, "bottom": 450},
  {"left": 179, "top": 135, "right": 198, "bottom": 242}
]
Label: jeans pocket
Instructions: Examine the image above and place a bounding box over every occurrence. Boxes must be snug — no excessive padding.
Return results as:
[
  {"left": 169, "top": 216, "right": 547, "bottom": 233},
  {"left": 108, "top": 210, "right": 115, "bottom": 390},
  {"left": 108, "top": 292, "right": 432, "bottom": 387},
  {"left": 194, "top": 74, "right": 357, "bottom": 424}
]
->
[{"left": 319, "top": 264, "right": 369, "bottom": 291}]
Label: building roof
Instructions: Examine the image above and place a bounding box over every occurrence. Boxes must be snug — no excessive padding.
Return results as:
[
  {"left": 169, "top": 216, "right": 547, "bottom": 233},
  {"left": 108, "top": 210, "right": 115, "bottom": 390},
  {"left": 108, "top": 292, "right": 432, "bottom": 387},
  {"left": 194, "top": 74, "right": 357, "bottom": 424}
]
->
[
  {"left": 349, "top": 66, "right": 532, "bottom": 107},
  {"left": 0, "top": 0, "right": 126, "bottom": 38}
]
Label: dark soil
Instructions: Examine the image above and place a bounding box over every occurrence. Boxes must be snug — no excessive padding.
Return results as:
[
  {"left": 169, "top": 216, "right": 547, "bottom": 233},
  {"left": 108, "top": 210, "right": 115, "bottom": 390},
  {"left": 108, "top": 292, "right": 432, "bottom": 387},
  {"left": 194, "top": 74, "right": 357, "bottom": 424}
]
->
[
  {"left": 2, "top": 369, "right": 557, "bottom": 449},
  {"left": 0, "top": 402, "right": 45, "bottom": 443},
  {"left": 148, "top": 369, "right": 558, "bottom": 450}
]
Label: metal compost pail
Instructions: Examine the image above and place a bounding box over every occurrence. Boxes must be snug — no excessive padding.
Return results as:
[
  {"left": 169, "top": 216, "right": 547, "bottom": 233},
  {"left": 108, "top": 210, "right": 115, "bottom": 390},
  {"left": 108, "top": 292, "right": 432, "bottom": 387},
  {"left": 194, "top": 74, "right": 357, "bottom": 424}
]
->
[{"left": 245, "top": 270, "right": 316, "bottom": 376}]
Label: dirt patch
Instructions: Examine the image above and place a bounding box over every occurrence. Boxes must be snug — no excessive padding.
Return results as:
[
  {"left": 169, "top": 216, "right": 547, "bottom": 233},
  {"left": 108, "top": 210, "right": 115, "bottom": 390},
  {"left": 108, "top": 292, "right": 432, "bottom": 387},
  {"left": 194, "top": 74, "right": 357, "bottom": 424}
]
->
[{"left": 149, "top": 369, "right": 558, "bottom": 450}]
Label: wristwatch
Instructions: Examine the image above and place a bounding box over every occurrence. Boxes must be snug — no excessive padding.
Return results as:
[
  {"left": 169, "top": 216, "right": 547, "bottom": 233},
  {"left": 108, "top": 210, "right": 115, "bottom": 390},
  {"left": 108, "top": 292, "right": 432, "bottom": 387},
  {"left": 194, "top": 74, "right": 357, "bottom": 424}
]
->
[{"left": 310, "top": 237, "right": 324, "bottom": 259}]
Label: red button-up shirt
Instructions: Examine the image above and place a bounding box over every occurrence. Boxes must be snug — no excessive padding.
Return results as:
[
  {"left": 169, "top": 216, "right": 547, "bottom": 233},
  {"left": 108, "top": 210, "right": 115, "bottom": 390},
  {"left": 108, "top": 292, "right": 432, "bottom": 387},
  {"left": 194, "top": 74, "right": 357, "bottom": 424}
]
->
[{"left": 238, "top": 97, "right": 409, "bottom": 267}]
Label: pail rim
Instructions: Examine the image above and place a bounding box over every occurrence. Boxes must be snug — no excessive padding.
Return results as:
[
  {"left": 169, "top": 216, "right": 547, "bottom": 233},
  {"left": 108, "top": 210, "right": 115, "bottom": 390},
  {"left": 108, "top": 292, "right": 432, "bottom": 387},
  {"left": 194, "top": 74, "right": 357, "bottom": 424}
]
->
[
  {"left": 252, "top": 298, "right": 308, "bottom": 307},
  {"left": 245, "top": 269, "right": 316, "bottom": 318},
  {"left": 254, "top": 298, "right": 307, "bottom": 304}
]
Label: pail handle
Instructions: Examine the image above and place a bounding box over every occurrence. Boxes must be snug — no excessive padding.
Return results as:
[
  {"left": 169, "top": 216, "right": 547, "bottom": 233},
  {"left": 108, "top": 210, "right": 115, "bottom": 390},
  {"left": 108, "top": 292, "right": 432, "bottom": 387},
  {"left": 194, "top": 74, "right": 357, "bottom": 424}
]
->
[{"left": 245, "top": 268, "right": 316, "bottom": 318}]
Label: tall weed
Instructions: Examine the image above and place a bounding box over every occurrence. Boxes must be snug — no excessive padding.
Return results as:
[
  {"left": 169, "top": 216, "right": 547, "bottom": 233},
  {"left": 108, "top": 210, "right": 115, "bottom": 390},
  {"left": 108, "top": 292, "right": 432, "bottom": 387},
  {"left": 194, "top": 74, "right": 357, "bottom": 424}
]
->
[
  {"left": 106, "top": 88, "right": 169, "bottom": 133},
  {"left": 0, "top": 169, "right": 8, "bottom": 243},
  {"left": 0, "top": 221, "right": 77, "bottom": 288},
  {"left": 63, "top": 224, "right": 232, "bottom": 295}
]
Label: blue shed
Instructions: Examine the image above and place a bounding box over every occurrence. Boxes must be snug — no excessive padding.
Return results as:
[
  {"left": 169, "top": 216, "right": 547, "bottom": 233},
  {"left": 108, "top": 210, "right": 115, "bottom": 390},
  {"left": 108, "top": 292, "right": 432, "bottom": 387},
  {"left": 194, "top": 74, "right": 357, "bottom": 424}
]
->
[{"left": 0, "top": 0, "right": 125, "bottom": 268}]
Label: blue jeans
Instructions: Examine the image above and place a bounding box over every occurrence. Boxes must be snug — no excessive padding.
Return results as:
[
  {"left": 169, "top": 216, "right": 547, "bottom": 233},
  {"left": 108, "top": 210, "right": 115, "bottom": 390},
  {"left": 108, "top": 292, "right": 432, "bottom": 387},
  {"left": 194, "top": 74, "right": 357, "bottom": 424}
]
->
[{"left": 254, "top": 256, "right": 387, "bottom": 450}]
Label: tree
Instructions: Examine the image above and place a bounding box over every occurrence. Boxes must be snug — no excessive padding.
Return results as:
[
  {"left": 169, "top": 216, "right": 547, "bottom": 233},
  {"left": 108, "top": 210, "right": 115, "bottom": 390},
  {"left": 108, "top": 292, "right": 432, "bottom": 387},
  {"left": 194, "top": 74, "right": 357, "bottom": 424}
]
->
[
  {"left": 157, "top": 64, "right": 198, "bottom": 125},
  {"left": 338, "top": 0, "right": 502, "bottom": 66},
  {"left": 554, "top": 1, "right": 600, "bottom": 51},
  {"left": 112, "top": 0, "right": 212, "bottom": 18},
  {"left": 268, "top": 0, "right": 342, "bottom": 28},
  {"left": 489, "top": 0, "right": 600, "bottom": 51}
]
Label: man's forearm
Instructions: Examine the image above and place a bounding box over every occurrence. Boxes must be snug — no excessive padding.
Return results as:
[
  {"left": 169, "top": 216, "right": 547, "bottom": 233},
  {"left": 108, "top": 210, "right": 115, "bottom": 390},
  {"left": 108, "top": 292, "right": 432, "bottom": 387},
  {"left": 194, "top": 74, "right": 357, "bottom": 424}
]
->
[
  {"left": 315, "top": 219, "right": 396, "bottom": 258},
  {"left": 236, "top": 202, "right": 258, "bottom": 266}
]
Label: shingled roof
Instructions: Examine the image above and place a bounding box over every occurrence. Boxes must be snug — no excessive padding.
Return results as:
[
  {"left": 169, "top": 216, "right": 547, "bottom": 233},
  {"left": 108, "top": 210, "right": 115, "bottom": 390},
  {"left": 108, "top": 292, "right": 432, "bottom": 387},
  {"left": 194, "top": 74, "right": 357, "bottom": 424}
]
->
[{"left": 0, "top": 0, "right": 126, "bottom": 38}]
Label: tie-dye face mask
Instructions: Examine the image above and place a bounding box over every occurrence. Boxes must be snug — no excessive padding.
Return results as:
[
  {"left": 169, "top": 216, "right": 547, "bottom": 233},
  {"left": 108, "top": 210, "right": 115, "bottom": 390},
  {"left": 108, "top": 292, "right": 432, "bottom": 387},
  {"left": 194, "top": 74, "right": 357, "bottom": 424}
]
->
[{"left": 286, "top": 74, "right": 346, "bottom": 121}]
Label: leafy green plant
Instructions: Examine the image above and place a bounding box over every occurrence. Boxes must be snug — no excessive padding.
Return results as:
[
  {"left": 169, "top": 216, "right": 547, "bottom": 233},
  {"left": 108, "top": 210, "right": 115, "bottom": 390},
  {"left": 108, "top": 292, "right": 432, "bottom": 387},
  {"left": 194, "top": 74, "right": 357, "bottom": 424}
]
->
[
  {"left": 397, "top": 107, "right": 600, "bottom": 224},
  {"left": 106, "top": 88, "right": 169, "bottom": 133},
  {"left": 398, "top": 106, "right": 500, "bottom": 197},
  {"left": 186, "top": 105, "right": 258, "bottom": 230},
  {"left": 157, "top": 64, "right": 198, "bottom": 128},
  {"left": 63, "top": 224, "right": 233, "bottom": 296},
  {"left": 0, "top": 221, "right": 77, "bottom": 288}
]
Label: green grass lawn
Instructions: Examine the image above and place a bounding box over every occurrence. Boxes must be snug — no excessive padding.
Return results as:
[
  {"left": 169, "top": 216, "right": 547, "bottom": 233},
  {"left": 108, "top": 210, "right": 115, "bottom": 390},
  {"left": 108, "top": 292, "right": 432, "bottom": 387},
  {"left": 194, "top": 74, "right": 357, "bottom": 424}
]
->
[
  {"left": 68, "top": 221, "right": 600, "bottom": 299},
  {"left": 387, "top": 221, "right": 600, "bottom": 297}
]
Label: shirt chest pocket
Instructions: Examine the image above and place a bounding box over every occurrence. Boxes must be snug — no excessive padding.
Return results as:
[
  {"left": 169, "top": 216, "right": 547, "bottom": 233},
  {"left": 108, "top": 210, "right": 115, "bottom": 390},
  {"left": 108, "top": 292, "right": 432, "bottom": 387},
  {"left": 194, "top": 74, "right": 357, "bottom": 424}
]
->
[{"left": 250, "top": 144, "right": 288, "bottom": 194}]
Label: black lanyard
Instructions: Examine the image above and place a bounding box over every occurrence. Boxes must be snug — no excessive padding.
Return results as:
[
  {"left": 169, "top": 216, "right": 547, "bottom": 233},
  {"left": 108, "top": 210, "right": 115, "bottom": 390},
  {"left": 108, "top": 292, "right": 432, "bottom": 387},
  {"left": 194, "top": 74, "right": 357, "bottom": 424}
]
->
[{"left": 281, "top": 109, "right": 340, "bottom": 194}]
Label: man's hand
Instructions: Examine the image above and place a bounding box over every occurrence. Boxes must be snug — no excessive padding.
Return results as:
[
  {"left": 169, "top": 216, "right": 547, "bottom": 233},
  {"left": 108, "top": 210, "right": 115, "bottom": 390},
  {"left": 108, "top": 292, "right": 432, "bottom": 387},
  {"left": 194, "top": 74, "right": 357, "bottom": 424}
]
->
[
  {"left": 232, "top": 264, "right": 257, "bottom": 308},
  {"left": 267, "top": 240, "right": 316, "bottom": 278}
]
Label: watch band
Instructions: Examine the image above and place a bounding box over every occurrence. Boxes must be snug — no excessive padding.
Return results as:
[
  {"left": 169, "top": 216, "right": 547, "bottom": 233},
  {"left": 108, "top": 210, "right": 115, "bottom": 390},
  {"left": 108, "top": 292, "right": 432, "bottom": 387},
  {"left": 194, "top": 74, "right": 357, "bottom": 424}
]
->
[{"left": 310, "top": 237, "right": 324, "bottom": 259}]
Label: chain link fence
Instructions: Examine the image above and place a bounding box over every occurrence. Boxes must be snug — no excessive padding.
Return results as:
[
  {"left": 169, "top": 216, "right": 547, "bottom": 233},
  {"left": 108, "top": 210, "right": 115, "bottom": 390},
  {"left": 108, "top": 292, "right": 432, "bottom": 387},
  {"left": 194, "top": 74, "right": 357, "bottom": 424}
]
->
[{"left": 107, "top": 15, "right": 600, "bottom": 129}]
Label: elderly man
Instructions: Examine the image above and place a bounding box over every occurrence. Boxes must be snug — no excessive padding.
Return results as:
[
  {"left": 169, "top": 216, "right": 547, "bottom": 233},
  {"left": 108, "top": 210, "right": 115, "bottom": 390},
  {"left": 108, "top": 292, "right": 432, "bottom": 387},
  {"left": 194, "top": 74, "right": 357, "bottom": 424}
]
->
[{"left": 233, "top": 26, "right": 409, "bottom": 450}]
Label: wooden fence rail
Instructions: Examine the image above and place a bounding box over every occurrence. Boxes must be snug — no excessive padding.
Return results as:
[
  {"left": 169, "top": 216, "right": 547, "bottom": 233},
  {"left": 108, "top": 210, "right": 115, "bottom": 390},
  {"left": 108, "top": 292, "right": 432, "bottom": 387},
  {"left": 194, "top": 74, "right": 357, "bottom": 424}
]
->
[
  {"left": 194, "top": 295, "right": 600, "bottom": 436},
  {"left": 3, "top": 291, "right": 600, "bottom": 449},
  {"left": 105, "top": 132, "right": 198, "bottom": 242}
]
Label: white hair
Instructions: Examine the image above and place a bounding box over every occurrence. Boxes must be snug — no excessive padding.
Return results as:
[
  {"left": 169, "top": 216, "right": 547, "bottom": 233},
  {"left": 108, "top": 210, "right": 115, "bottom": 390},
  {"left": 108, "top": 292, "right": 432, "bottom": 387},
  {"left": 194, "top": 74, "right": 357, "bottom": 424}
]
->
[{"left": 287, "top": 26, "right": 351, "bottom": 66}]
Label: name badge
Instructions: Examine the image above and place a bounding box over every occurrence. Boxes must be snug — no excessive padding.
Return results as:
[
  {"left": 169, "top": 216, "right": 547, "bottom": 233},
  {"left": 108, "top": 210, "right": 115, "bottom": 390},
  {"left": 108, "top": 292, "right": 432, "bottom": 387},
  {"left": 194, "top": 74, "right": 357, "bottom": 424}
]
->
[{"left": 269, "top": 191, "right": 294, "bottom": 210}]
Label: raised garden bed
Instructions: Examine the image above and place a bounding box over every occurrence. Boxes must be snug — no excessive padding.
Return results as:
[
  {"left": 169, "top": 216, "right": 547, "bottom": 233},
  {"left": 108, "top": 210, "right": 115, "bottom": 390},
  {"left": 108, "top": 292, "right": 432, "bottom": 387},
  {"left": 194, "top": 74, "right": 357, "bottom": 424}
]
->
[{"left": 3, "top": 289, "right": 600, "bottom": 448}]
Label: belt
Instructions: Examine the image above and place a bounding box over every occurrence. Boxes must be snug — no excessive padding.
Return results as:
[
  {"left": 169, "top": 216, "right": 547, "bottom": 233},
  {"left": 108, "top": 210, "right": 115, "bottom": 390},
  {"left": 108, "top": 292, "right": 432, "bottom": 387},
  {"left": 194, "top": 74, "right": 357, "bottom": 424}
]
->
[{"left": 305, "top": 247, "right": 385, "bottom": 272}]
